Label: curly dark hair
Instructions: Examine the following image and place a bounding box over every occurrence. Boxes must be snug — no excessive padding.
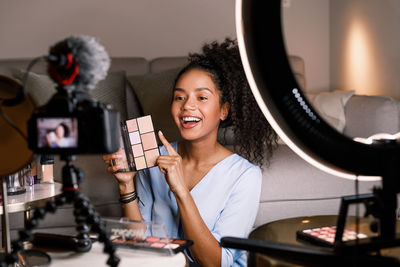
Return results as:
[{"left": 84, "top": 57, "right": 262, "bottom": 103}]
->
[
  {"left": 174, "top": 38, "right": 277, "bottom": 166},
  {"left": 58, "top": 122, "right": 70, "bottom": 137}
]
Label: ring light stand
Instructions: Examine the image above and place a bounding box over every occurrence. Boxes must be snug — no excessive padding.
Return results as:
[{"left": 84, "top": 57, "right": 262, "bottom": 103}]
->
[{"left": 221, "top": 0, "right": 400, "bottom": 265}]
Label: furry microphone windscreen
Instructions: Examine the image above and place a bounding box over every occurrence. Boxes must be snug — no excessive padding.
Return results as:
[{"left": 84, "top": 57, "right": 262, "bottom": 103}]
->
[{"left": 48, "top": 35, "right": 111, "bottom": 91}]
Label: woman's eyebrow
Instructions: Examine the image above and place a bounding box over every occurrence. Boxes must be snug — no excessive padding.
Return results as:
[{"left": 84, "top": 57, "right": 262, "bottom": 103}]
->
[
  {"left": 173, "top": 87, "right": 185, "bottom": 92},
  {"left": 195, "top": 87, "right": 214, "bottom": 94},
  {"left": 173, "top": 87, "right": 214, "bottom": 94}
]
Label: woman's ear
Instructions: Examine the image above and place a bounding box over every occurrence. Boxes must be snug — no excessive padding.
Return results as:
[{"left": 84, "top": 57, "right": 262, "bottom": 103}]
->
[{"left": 220, "top": 102, "right": 230, "bottom": 121}]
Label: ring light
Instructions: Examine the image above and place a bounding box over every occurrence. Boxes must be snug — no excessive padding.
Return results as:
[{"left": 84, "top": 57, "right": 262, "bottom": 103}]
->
[
  {"left": 235, "top": 0, "right": 400, "bottom": 181},
  {"left": 221, "top": 0, "right": 400, "bottom": 259}
]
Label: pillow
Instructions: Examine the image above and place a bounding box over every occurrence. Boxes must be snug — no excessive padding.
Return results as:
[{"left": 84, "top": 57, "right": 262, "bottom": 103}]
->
[
  {"left": 12, "top": 70, "right": 56, "bottom": 107},
  {"left": 127, "top": 68, "right": 182, "bottom": 143},
  {"left": 344, "top": 95, "right": 400, "bottom": 138},
  {"left": 13, "top": 70, "right": 128, "bottom": 120},
  {"left": 306, "top": 90, "right": 355, "bottom": 133},
  {"left": 90, "top": 71, "right": 127, "bottom": 121}
]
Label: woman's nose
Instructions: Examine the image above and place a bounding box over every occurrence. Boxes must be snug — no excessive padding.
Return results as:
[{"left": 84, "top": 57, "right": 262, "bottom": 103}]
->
[{"left": 183, "top": 97, "right": 197, "bottom": 110}]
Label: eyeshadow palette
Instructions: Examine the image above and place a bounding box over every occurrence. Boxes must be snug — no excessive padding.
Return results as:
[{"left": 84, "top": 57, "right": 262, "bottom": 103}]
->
[
  {"left": 111, "top": 236, "right": 193, "bottom": 255},
  {"left": 296, "top": 226, "right": 369, "bottom": 247},
  {"left": 119, "top": 115, "right": 160, "bottom": 171}
]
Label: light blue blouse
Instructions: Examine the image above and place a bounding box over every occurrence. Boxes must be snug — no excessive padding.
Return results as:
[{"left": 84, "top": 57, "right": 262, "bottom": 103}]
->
[{"left": 136, "top": 142, "right": 262, "bottom": 267}]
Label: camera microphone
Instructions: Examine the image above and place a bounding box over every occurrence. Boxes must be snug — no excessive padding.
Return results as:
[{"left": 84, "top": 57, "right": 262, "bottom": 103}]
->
[
  {"left": 47, "top": 36, "right": 110, "bottom": 90},
  {"left": 47, "top": 52, "right": 79, "bottom": 86},
  {"left": 45, "top": 54, "right": 74, "bottom": 68},
  {"left": 27, "top": 35, "right": 120, "bottom": 155}
]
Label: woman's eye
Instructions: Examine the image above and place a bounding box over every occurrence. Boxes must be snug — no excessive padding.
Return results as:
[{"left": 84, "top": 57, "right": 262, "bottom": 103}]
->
[{"left": 174, "top": 96, "right": 185, "bottom": 101}]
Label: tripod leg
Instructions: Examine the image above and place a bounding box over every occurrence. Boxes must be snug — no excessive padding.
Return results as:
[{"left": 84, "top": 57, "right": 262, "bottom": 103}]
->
[
  {"left": 73, "top": 192, "right": 120, "bottom": 267},
  {"left": 4, "top": 192, "right": 66, "bottom": 265},
  {"left": 72, "top": 192, "right": 92, "bottom": 252},
  {"left": 4, "top": 158, "right": 120, "bottom": 267}
]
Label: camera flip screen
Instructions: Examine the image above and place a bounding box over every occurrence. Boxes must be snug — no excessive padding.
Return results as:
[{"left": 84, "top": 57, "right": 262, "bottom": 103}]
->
[{"left": 37, "top": 118, "right": 78, "bottom": 149}]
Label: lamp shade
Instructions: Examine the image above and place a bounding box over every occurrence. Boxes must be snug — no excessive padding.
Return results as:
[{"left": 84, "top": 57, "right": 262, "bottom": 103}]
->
[
  {"left": 235, "top": 0, "right": 400, "bottom": 180},
  {"left": 0, "top": 75, "right": 35, "bottom": 176}
]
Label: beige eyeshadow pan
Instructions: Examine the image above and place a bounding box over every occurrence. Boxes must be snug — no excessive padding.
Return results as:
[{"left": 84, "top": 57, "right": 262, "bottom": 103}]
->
[
  {"left": 124, "top": 115, "right": 160, "bottom": 171},
  {"left": 137, "top": 115, "right": 154, "bottom": 133},
  {"left": 144, "top": 148, "right": 160, "bottom": 168},
  {"left": 132, "top": 144, "right": 144, "bottom": 157},
  {"left": 134, "top": 156, "right": 147, "bottom": 170}
]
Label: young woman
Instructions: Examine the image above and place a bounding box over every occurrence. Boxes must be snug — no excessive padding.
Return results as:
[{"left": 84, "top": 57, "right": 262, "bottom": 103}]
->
[
  {"left": 46, "top": 122, "right": 70, "bottom": 148},
  {"left": 103, "top": 39, "right": 276, "bottom": 266}
]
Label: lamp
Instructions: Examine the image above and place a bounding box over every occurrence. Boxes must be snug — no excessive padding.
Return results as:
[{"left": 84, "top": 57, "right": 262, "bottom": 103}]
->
[{"left": 221, "top": 0, "right": 400, "bottom": 264}]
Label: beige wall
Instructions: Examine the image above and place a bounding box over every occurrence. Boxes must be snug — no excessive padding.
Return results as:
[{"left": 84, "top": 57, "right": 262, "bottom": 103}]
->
[
  {"left": 283, "top": 0, "right": 330, "bottom": 93},
  {"left": 0, "top": 0, "right": 330, "bottom": 94},
  {"left": 330, "top": 0, "right": 400, "bottom": 99},
  {"left": 0, "top": 0, "right": 236, "bottom": 59},
  {"left": 4, "top": 1, "right": 395, "bottom": 98}
]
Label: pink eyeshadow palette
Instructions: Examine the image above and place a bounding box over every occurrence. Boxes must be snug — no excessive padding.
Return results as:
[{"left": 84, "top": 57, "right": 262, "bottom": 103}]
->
[
  {"left": 120, "top": 115, "right": 160, "bottom": 171},
  {"left": 111, "top": 236, "right": 193, "bottom": 254},
  {"left": 296, "top": 226, "right": 369, "bottom": 247}
]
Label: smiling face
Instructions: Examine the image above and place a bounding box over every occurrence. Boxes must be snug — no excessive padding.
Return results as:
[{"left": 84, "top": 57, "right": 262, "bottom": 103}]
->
[
  {"left": 55, "top": 124, "right": 65, "bottom": 139},
  {"left": 171, "top": 68, "right": 229, "bottom": 142}
]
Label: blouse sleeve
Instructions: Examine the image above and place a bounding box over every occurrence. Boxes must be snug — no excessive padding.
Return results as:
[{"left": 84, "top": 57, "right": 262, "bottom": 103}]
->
[
  {"left": 135, "top": 169, "right": 154, "bottom": 222},
  {"left": 212, "top": 165, "right": 262, "bottom": 267}
]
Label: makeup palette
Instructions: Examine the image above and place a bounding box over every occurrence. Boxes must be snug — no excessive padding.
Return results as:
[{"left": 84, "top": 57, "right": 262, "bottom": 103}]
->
[
  {"left": 296, "top": 226, "right": 369, "bottom": 247},
  {"left": 119, "top": 115, "right": 160, "bottom": 171},
  {"left": 111, "top": 236, "right": 193, "bottom": 255}
]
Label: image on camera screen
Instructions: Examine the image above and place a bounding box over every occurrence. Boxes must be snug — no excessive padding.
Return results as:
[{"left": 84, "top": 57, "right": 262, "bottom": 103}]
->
[{"left": 37, "top": 118, "right": 78, "bottom": 149}]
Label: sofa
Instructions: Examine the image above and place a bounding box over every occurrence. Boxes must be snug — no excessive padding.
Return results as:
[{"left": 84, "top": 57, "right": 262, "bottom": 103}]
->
[{"left": 0, "top": 55, "right": 398, "bottom": 240}]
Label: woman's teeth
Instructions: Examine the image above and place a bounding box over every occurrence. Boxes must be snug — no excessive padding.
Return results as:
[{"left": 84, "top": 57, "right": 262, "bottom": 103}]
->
[{"left": 182, "top": 117, "right": 201, "bottom": 123}]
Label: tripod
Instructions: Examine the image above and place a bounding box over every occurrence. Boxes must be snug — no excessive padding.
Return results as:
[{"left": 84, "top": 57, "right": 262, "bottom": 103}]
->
[{"left": 3, "top": 155, "right": 120, "bottom": 267}]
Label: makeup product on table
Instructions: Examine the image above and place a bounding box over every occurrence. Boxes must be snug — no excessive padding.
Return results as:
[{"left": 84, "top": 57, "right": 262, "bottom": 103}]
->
[
  {"left": 296, "top": 226, "right": 369, "bottom": 247},
  {"left": 111, "top": 236, "right": 193, "bottom": 255},
  {"left": 116, "top": 115, "right": 160, "bottom": 172},
  {"left": 39, "top": 154, "right": 54, "bottom": 183},
  {"left": 105, "top": 218, "right": 193, "bottom": 255}
]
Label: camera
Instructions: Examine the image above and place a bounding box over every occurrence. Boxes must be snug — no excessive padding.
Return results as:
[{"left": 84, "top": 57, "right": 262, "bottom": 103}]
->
[
  {"left": 28, "top": 90, "right": 120, "bottom": 155},
  {"left": 26, "top": 35, "right": 120, "bottom": 155},
  {"left": 2, "top": 36, "right": 122, "bottom": 267}
]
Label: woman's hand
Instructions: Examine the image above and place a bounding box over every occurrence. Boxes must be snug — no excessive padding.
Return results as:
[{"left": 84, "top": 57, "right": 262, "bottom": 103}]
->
[
  {"left": 46, "top": 131, "right": 57, "bottom": 147},
  {"left": 103, "top": 149, "right": 142, "bottom": 222},
  {"left": 102, "top": 149, "right": 136, "bottom": 190},
  {"left": 157, "top": 131, "right": 188, "bottom": 196}
]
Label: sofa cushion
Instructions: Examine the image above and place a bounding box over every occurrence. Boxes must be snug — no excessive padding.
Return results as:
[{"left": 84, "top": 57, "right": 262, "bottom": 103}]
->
[
  {"left": 306, "top": 90, "right": 354, "bottom": 133},
  {"left": 125, "top": 81, "right": 144, "bottom": 119},
  {"left": 108, "top": 57, "right": 148, "bottom": 76},
  {"left": 13, "top": 70, "right": 128, "bottom": 120},
  {"left": 149, "top": 57, "right": 188, "bottom": 73},
  {"left": 127, "top": 68, "right": 182, "bottom": 143},
  {"left": 90, "top": 71, "right": 128, "bottom": 121},
  {"left": 13, "top": 70, "right": 56, "bottom": 107},
  {"left": 289, "top": 55, "right": 306, "bottom": 91},
  {"left": 252, "top": 144, "right": 380, "bottom": 226},
  {"left": 344, "top": 94, "right": 400, "bottom": 138}
]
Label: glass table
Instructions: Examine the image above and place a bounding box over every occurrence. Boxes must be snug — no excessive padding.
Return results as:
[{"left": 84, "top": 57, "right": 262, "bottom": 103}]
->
[
  {"left": 248, "top": 215, "right": 400, "bottom": 266},
  {"left": 1, "top": 182, "right": 62, "bottom": 252},
  {"left": 1, "top": 182, "right": 62, "bottom": 214}
]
